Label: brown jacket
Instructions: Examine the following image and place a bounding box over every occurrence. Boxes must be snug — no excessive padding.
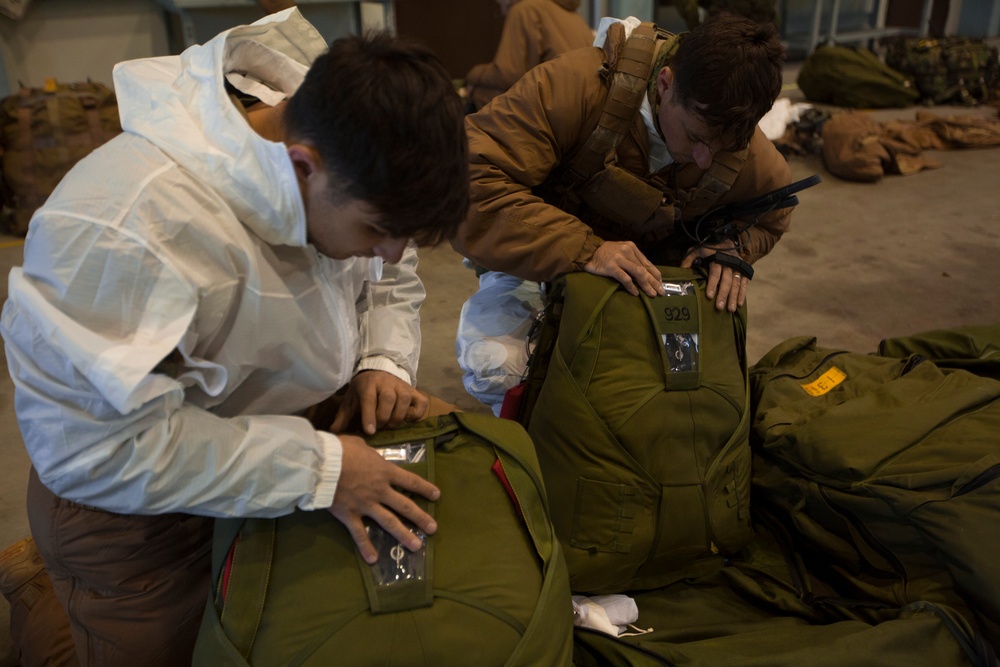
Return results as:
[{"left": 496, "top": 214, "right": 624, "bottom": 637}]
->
[
  {"left": 466, "top": 0, "right": 594, "bottom": 111},
  {"left": 455, "top": 42, "right": 793, "bottom": 282}
]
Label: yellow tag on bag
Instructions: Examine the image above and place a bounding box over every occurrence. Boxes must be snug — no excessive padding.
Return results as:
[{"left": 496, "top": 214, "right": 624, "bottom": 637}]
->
[{"left": 801, "top": 366, "right": 847, "bottom": 396}]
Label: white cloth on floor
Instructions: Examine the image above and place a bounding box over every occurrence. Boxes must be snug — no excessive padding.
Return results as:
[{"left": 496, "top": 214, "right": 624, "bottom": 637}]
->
[
  {"left": 759, "top": 98, "right": 815, "bottom": 141},
  {"left": 571, "top": 594, "right": 639, "bottom": 637}
]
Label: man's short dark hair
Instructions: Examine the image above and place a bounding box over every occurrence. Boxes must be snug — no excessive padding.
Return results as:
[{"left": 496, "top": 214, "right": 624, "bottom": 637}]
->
[
  {"left": 670, "top": 12, "right": 785, "bottom": 152},
  {"left": 284, "top": 32, "right": 469, "bottom": 246}
]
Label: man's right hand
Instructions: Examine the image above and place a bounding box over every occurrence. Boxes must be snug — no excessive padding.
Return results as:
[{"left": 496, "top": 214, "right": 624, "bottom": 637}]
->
[
  {"left": 327, "top": 435, "right": 440, "bottom": 564},
  {"left": 583, "top": 241, "right": 663, "bottom": 297}
]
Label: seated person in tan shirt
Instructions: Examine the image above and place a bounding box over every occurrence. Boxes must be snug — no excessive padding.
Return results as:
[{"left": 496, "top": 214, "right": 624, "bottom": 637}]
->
[{"left": 466, "top": 0, "right": 595, "bottom": 110}]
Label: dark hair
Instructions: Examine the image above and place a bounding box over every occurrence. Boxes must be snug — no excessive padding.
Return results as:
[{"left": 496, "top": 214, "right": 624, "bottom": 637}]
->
[
  {"left": 669, "top": 12, "right": 784, "bottom": 151},
  {"left": 284, "top": 32, "right": 469, "bottom": 246}
]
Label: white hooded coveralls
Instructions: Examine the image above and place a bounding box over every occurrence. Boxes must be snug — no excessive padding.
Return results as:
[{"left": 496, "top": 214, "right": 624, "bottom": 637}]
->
[{"left": 0, "top": 9, "right": 424, "bottom": 518}]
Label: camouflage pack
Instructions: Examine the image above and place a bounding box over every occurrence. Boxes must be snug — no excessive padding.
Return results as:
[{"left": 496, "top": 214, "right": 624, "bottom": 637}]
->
[{"left": 884, "top": 36, "right": 1000, "bottom": 106}]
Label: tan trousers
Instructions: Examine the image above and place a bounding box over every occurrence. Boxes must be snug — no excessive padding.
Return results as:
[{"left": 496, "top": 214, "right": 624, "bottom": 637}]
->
[{"left": 25, "top": 467, "right": 214, "bottom": 666}]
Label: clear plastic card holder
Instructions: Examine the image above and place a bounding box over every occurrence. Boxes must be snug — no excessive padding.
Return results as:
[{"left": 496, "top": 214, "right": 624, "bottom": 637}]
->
[
  {"left": 365, "top": 521, "right": 427, "bottom": 587},
  {"left": 365, "top": 441, "right": 428, "bottom": 586},
  {"left": 660, "top": 281, "right": 699, "bottom": 374},
  {"left": 661, "top": 280, "right": 696, "bottom": 298},
  {"left": 374, "top": 442, "right": 426, "bottom": 464}
]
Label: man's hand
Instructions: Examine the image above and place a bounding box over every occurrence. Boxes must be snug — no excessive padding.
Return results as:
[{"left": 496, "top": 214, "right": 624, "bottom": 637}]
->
[
  {"left": 583, "top": 241, "right": 664, "bottom": 297},
  {"left": 681, "top": 243, "right": 748, "bottom": 313},
  {"left": 328, "top": 435, "right": 440, "bottom": 564},
  {"left": 330, "top": 370, "right": 429, "bottom": 436}
]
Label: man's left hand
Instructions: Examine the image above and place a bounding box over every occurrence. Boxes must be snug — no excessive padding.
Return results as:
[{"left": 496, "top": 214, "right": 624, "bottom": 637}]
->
[
  {"left": 330, "top": 370, "right": 429, "bottom": 435},
  {"left": 681, "top": 244, "right": 748, "bottom": 313}
]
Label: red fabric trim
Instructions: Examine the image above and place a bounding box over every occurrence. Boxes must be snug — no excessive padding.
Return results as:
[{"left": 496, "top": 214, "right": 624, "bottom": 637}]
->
[
  {"left": 499, "top": 382, "right": 525, "bottom": 421},
  {"left": 220, "top": 534, "right": 239, "bottom": 604},
  {"left": 491, "top": 458, "right": 524, "bottom": 520}
]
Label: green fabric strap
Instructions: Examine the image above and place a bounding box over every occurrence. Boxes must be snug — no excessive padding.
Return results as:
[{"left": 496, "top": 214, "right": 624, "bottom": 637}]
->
[
  {"left": 356, "top": 426, "right": 439, "bottom": 614},
  {"left": 218, "top": 519, "right": 275, "bottom": 658},
  {"left": 641, "top": 277, "right": 702, "bottom": 391},
  {"left": 451, "top": 412, "right": 573, "bottom": 667},
  {"left": 567, "top": 22, "right": 658, "bottom": 184},
  {"left": 454, "top": 411, "right": 556, "bottom": 562}
]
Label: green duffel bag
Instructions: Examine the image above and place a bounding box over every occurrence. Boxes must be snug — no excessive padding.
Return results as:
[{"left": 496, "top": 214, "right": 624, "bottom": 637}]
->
[
  {"left": 797, "top": 45, "right": 920, "bottom": 108},
  {"left": 192, "top": 412, "right": 574, "bottom": 666},
  {"left": 519, "top": 266, "right": 752, "bottom": 594},
  {"left": 877, "top": 323, "right": 1000, "bottom": 380},
  {"left": 749, "top": 331, "right": 1000, "bottom": 652}
]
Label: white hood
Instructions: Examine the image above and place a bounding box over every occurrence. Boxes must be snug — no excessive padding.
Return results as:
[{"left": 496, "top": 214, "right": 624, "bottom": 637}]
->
[{"left": 113, "top": 8, "right": 327, "bottom": 247}]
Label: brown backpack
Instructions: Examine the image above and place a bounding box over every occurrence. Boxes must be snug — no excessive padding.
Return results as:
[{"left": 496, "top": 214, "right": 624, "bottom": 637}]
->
[{"left": 0, "top": 79, "right": 122, "bottom": 235}]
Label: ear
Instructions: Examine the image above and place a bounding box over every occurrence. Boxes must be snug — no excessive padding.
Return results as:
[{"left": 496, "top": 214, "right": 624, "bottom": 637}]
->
[
  {"left": 656, "top": 66, "right": 674, "bottom": 98},
  {"left": 286, "top": 143, "right": 322, "bottom": 183}
]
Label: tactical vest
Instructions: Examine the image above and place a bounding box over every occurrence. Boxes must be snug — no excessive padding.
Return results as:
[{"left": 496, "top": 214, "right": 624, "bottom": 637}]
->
[{"left": 536, "top": 22, "right": 748, "bottom": 255}]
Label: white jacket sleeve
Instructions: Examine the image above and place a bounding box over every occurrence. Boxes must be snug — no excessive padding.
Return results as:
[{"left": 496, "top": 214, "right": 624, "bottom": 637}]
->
[
  {"left": 3, "top": 296, "right": 342, "bottom": 517},
  {"left": 0, "top": 211, "right": 342, "bottom": 517},
  {"left": 354, "top": 243, "right": 424, "bottom": 385}
]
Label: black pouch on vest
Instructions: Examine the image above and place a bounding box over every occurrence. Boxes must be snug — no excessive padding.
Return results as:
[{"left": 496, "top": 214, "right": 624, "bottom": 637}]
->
[{"left": 578, "top": 164, "right": 663, "bottom": 229}]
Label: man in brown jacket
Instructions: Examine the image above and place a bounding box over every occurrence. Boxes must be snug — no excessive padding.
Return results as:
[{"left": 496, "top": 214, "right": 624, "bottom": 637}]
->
[
  {"left": 465, "top": 0, "right": 595, "bottom": 111},
  {"left": 454, "top": 12, "right": 791, "bottom": 311},
  {"left": 453, "top": 12, "right": 792, "bottom": 413}
]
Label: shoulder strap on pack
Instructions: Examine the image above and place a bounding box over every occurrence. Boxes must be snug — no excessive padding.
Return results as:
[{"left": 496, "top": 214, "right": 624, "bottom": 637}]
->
[
  {"left": 565, "top": 22, "right": 662, "bottom": 184},
  {"left": 679, "top": 147, "right": 750, "bottom": 218}
]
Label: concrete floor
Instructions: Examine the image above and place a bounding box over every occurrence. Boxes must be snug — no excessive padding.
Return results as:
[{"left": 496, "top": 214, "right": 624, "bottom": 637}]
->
[{"left": 1, "top": 69, "right": 999, "bottom": 663}]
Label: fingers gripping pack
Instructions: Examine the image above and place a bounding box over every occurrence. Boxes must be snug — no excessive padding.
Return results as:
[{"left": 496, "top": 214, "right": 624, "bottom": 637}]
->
[
  {"left": 193, "top": 412, "right": 574, "bottom": 667},
  {"left": 516, "top": 266, "right": 753, "bottom": 594}
]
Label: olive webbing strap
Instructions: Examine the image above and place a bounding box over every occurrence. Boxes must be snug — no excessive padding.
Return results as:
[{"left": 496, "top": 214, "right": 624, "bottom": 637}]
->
[
  {"left": 452, "top": 412, "right": 575, "bottom": 667},
  {"left": 502, "top": 539, "right": 571, "bottom": 667},
  {"left": 640, "top": 270, "right": 702, "bottom": 392},
  {"left": 217, "top": 518, "right": 275, "bottom": 659},
  {"left": 453, "top": 411, "right": 555, "bottom": 562},
  {"left": 681, "top": 147, "right": 750, "bottom": 219},
  {"left": 356, "top": 439, "right": 436, "bottom": 615},
  {"left": 566, "top": 22, "right": 659, "bottom": 185}
]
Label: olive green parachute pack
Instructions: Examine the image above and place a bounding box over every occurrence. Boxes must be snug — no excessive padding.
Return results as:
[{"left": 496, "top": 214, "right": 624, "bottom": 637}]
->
[
  {"left": 572, "top": 517, "right": 998, "bottom": 667},
  {"left": 568, "top": 325, "right": 1000, "bottom": 666},
  {"left": 516, "top": 265, "right": 753, "bottom": 595},
  {"left": 797, "top": 45, "right": 921, "bottom": 108},
  {"left": 192, "top": 412, "right": 574, "bottom": 667},
  {"left": 749, "top": 325, "right": 1000, "bottom": 657}
]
